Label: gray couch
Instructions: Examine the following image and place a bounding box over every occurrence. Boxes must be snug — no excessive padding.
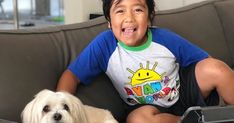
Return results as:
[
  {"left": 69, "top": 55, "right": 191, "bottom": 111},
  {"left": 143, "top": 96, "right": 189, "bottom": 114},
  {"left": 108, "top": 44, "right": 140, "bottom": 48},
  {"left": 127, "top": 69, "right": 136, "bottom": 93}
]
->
[{"left": 0, "top": 0, "right": 233, "bottom": 122}]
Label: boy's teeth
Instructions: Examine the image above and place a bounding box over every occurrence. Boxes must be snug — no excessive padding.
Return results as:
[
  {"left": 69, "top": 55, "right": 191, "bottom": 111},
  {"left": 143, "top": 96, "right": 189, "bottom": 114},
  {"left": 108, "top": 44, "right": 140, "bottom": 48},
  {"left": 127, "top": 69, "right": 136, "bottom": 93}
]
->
[
  {"left": 123, "top": 28, "right": 135, "bottom": 32},
  {"left": 122, "top": 28, "right": 136, "bottom": 38},
  {"left": 125, "top": 29, "right": 134, "bottom": 33}
]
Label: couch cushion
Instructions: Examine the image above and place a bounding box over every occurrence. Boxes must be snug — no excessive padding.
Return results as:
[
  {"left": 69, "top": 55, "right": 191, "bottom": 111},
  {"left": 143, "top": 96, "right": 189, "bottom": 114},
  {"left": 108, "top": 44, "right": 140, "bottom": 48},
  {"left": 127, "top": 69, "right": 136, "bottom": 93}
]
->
[
  {"left": 76, "top": 74, "right": 126, "bottom": 122},
  {"left": 0, "top": 28, "right": 69, "bottom": 122},
  {"left": 154, "top": 0, "right": 232, "bottom": 66},
  {"left": 214, "top": 0, "right": 234, "bottom": 67},
  {"left": 61, "top": 17, "right": 108, "bottom": 60}
]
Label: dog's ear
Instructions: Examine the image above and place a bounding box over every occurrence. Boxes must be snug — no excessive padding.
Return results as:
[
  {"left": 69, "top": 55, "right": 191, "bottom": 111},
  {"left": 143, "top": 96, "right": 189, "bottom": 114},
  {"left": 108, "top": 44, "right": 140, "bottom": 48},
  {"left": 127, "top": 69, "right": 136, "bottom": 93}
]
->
[
  {"left": 21, "top": 97, "right": 41, "bottom": 123},
  {"left": 65, "top": 92, "right": 89, "bottom": 123},
  {"left": 21, "top": 89, "right": 53, "bottom": 123}
]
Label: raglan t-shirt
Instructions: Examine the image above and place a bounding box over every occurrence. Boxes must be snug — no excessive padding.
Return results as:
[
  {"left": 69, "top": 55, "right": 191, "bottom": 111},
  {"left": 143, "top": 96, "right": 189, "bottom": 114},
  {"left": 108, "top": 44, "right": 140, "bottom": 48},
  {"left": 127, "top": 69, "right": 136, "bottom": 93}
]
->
[{"left": 68, "top": 28, "right": 208, "bottom": 108}]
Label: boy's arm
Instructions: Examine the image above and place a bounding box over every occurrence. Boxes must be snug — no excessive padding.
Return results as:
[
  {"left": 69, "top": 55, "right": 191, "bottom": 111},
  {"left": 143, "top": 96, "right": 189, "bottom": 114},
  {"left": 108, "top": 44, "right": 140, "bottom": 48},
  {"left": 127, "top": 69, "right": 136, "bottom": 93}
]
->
[{"left": 56, "top": 69, "right": 80, "bottom": 94}]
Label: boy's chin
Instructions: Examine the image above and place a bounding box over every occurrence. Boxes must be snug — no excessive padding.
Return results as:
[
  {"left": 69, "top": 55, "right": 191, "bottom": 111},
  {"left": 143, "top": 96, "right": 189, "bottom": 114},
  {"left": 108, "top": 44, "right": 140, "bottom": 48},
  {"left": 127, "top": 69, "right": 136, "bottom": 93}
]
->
[{"left": 121, "top": 41, "right": 142, "bottom": 47}]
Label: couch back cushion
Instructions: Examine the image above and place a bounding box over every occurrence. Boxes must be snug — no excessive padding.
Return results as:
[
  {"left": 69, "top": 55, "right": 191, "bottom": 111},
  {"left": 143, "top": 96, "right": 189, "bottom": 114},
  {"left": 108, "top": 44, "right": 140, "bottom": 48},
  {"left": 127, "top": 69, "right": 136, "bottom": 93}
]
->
[
  {"left": 0, "top": 29, "right": 69, "bottom": 121},
  {"left": 214, "top": 0, "right": 234, "bottom": 67},
  {"left": 154, "top": 0, "right": 232, "bottom": 66}
]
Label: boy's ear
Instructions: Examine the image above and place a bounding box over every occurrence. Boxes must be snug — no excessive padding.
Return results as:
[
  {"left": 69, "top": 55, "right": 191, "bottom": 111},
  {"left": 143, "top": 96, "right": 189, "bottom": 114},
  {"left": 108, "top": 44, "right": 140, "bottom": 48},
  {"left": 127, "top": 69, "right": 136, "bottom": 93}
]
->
[
  {"left": 148, "top": 20, "right": 151, "bottom": 27},
  {"left": 108, "top": 22, "right": 111, "bottom": 28}
]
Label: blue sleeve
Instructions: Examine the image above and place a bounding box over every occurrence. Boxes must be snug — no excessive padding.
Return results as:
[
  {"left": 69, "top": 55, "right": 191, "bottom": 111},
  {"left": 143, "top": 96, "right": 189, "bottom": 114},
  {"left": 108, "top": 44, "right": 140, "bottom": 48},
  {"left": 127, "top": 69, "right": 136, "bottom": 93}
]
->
[
  {"left": 68, "top": 30, "right": 117, "bottom": 84},
  {"left": 152, "top": 28, "right": 208, "bottom": 67}
]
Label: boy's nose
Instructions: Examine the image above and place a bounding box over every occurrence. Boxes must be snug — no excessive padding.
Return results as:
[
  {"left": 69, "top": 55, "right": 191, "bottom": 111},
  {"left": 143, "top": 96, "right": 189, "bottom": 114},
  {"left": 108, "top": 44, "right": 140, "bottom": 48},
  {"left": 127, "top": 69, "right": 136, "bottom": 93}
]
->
[{"left": 124, "top": 11, "right": 135, "bottom": 23}]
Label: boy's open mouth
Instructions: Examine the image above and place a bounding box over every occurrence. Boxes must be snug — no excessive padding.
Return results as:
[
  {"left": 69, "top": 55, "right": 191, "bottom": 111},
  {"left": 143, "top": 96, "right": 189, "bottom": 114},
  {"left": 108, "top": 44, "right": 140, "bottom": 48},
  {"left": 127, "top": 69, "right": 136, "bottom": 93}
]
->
[
  {"left": 122, "top": 27, "right": 137, "bottom": 37},
  {"left": 121, "top": 28, "right": 137, "bottom": 32}
]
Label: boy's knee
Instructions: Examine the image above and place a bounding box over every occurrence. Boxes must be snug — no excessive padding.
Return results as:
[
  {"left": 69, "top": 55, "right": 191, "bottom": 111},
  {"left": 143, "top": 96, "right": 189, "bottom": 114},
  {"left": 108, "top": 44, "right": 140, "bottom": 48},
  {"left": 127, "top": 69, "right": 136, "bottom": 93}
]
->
[
  {"left": 195, "top": 57, "right": 233, "bottom": 91},
  {"left": 196, "top": 58, "right": 227, "bottom": 76},
  {"left": 126, "top": 113, "right": 160, "bottom": 123},
  {"left": 126, "top": 105, "right": 160, "bottom": 123},
  {"left": 126, "top": 113, "right": 144, "bottom": 123}
]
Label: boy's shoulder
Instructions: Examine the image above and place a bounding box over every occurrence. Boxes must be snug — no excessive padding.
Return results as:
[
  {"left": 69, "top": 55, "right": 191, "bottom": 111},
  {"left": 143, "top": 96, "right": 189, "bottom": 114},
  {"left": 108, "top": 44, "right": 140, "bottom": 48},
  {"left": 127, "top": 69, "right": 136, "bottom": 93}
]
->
[
  {"left": 90, "top": 29, "right": 118, "bottom": 50},
  {"left": 91, "top": 29, "right": 117, "bottom": 45},
  {"left": 150, "top": 27, "right": 175, "bottom": 35},
  {"left": 96, "top": 29, "right": 115, "bottom": 39},
  {"left": 150, "top": 27, "right": 182, "bottom": 42}
]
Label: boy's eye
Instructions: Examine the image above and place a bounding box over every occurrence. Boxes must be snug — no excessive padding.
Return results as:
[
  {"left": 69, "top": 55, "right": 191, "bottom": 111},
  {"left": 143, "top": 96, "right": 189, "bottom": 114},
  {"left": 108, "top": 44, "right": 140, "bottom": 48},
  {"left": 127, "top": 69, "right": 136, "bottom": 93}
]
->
[
  {"left": 115, "top": 9, "right": 124, "bottom": 14},
  {"left": 135, "top": 8, "right": 143, "bottom": 13}
]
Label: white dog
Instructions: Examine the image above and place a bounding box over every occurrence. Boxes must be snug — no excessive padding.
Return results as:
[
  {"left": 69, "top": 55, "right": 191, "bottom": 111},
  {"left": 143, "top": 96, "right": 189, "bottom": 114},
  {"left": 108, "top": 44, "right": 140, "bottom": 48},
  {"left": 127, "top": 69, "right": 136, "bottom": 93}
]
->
[{"left": 21, "top": 89, "right": 118, "bottom": 123}]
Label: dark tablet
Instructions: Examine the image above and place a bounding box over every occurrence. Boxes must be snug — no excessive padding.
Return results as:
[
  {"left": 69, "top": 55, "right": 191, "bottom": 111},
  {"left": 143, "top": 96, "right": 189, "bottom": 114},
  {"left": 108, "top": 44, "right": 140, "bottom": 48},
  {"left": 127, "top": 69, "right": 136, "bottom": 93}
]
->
[{"left": 180, "top": 106, "right": 234, "bottom": 123}]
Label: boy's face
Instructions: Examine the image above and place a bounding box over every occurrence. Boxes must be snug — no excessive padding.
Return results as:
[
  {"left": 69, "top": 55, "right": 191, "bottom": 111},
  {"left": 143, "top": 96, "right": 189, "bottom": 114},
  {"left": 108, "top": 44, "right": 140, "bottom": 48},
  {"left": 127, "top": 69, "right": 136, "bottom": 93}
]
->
[{"left": 109, "top": 0, "right": 149, "bottom": 47}]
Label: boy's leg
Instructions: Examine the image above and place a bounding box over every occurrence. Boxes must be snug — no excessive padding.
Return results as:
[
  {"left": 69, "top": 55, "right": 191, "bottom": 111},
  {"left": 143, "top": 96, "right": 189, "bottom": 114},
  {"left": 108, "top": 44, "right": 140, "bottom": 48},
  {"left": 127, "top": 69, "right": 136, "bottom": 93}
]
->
[
  {"left": 126, "top": 105, "right": 180, "bottom": 123},
  {"left": 195, "top": 57, "right": 234, "bottom": 104}
]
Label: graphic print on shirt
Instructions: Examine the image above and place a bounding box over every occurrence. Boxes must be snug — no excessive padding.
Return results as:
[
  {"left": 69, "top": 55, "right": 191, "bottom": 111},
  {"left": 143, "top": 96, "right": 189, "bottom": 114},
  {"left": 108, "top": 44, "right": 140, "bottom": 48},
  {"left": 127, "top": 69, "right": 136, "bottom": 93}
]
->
[{"left": 124, "top": 61, "right": 179, "bottom": 105}]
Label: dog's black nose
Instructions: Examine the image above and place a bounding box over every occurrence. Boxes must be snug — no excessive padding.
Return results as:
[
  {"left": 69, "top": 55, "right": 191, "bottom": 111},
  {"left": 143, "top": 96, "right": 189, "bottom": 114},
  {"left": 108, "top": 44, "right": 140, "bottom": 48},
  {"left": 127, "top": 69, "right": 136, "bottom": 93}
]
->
[{"left": 53, "top": 113, "right": 62, "bottom": 121}]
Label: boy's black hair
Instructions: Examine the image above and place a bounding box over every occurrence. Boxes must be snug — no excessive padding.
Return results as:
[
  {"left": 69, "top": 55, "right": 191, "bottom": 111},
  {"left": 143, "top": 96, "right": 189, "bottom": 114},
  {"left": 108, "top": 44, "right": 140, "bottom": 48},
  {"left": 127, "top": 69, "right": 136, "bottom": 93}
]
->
[{"left": 102, "top": 0, "right": 156, "bottom": 24}]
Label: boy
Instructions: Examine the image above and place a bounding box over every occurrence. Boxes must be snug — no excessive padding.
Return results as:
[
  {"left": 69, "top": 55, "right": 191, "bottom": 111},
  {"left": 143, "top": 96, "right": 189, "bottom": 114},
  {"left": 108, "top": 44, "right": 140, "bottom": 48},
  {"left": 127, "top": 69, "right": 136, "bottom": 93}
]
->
[{"left": 57, "top": 0, "right": 234, "bottom": 122}]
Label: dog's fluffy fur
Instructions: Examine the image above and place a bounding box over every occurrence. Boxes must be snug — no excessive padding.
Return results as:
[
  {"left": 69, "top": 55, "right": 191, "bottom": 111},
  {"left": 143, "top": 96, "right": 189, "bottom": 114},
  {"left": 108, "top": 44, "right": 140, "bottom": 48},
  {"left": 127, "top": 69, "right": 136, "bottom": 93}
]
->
[{"left": 21, "top": 89, "right": 118, "bottom": 123}]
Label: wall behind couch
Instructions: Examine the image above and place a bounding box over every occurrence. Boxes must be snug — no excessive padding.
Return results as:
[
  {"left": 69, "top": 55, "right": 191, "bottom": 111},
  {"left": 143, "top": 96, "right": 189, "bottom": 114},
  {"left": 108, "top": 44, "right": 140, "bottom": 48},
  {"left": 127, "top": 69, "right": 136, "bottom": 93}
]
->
[
  {"left": 64, "top": 0, "right": 102, "bottom": 24},
  {"left": 64, "top": 0, "right": 207, "bottom": 24}
]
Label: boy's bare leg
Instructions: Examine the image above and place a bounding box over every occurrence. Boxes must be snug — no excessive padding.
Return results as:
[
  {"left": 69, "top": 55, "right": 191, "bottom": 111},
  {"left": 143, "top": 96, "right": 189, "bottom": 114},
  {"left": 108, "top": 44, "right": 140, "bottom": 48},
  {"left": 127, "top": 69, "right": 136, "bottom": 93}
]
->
[
  {"left": 126, "top": 105, "right": 180, "bottom": 123},
  {"left": 195, "top": 58, "right": 234, "bottom": 104}
]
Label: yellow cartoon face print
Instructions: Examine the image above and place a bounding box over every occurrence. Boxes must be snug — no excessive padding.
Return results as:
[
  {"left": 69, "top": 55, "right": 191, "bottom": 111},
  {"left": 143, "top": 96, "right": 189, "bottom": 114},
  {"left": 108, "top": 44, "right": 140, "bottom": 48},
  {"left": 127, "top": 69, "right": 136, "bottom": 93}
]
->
[
  {"left": 127, "top": 61, "right": 165, "bottom": 86},
  {"left": 124, "top": 61, "right": 173, "bottom": 104}
]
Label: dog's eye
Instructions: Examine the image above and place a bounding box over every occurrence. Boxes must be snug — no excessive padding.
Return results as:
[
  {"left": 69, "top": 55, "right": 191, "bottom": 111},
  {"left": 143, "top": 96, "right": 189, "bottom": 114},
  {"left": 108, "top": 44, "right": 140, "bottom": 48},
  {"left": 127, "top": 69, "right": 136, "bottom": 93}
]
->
[
  {"left": 64, "top": 104, "right": 69, "bottom": 111},
  {"left": 43, "top": 105, "right": 50, "bottom": 113}
]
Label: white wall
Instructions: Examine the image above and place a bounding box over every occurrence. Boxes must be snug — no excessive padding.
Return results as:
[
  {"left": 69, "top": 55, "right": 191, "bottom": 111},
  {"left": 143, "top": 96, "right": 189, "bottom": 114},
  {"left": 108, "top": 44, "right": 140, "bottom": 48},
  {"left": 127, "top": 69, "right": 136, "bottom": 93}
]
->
[
  {"left": 155, "top": 0, "right": 184, "bottom": 11},
  {"left": 64, "top": 0, "right": 102, "bottom": 24},
  {"left": 64, "top": 0, "right": 207, "bottom": 24},
  {"left": 155, "top": 0, "right": 207, "bottom": 11},
  {"left": 184, "top": 0, "right": 207, "bottom": 6},
  {"left": 64, "top": 0, "right": 82, "bottom": 24}
]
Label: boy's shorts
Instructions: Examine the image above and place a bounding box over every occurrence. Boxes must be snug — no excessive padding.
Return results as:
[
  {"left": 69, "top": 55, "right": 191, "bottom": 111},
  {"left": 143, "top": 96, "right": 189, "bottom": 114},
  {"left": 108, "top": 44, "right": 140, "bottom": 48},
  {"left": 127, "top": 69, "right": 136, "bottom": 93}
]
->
[{"left": 124, "top": 63, "right": 220, "bottom": 117}]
